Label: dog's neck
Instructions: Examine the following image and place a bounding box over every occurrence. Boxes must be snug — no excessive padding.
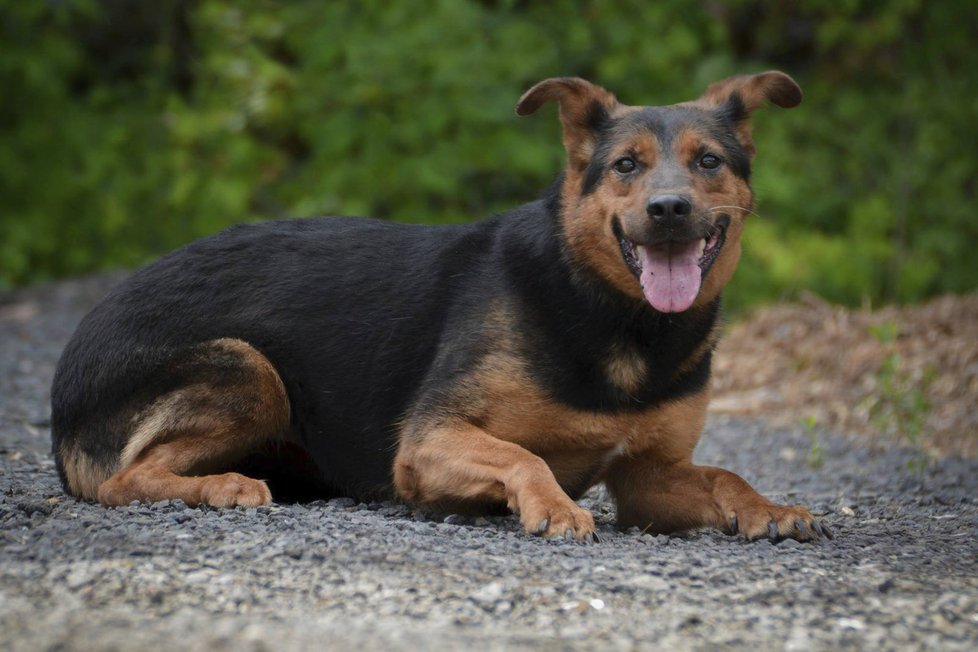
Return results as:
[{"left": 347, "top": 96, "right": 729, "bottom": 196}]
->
[{"left": 497, "top": 183, "right": 720, "bottom": 411}]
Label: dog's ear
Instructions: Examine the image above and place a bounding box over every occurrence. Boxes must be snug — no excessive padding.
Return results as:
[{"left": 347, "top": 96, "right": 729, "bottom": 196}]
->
[
  {"left": 516, "top": 77, "right": 619, "bottom": 171},
  {"left": 698, "top": 71, "right": 802, "bottom": 111},
  {"left": 695, "top": 71, "right": 802, "bottom": 157}
]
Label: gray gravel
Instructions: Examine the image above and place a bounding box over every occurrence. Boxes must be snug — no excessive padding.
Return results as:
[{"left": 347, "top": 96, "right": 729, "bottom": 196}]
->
[{"left": 2, "top": 274, "right": 977, "bottom": 651}]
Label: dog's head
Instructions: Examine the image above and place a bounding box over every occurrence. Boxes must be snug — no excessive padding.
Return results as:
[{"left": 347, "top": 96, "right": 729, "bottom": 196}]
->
[{"left": 517, "top": 72, "right": 801, "bottom": 313}]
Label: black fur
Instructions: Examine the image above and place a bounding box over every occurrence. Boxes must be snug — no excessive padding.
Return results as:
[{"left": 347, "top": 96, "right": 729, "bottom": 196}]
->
[{"left": 52, "top": 185, "right": 716, "bottom": 500}]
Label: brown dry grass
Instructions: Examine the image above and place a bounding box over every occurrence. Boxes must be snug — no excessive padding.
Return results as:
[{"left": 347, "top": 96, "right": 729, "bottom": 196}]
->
[{"left": 712, "top": 293, "right": 978, "bottom": 459}]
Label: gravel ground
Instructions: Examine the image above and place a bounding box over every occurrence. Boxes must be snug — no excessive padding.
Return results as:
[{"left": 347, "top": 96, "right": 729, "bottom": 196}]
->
[{"left": 2, "top": 275, "right": 977, "bottom": 651}]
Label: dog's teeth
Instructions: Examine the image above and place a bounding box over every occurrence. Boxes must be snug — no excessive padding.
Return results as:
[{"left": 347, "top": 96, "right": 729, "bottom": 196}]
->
[{"left": 697, "top": 239, "right": 707, "bottom": 257}]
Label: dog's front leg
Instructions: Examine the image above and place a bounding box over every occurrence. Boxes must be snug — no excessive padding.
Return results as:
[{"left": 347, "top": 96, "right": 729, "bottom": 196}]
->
[
  {"left": 603, "top": 395, "right": 830, "bottom": 542},
  {"left": 394, "top": 419, "right": 596, "bottom": 541},
  {"left": 606, "top": 454, "right": 831, "bottom": 542}
]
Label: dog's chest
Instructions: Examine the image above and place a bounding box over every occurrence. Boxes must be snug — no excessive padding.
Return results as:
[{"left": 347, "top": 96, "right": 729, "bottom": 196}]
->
[
  {"left": 479, "top": 374, "right": 686, "bottom": 495},
  {"left": 475, "top": 352, "right": 663, "bottom": 457}
]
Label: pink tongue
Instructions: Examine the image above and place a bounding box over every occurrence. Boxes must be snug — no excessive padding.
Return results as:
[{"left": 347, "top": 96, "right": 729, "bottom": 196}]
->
[{"left": 638, "top": 241, "right": 703, "bottom": 313}]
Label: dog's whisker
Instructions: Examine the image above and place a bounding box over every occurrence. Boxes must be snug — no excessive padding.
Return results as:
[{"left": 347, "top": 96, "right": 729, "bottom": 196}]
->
[{"left": 709, "top": 205, "right": 761, "bottom": 219}]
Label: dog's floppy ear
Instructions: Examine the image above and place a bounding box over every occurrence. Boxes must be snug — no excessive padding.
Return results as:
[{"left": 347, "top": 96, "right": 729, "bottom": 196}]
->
[
  {"left": 698, "top": 71, "right": 802, "bottom": 111},
  {"left": 695, "top": 71, "right": 802, "bottom": 157},
  {"left": 516, "top": 77, "right": 619, "bottom": 171}
]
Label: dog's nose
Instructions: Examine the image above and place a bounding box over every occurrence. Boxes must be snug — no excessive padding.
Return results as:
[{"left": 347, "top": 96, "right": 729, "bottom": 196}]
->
[{"left": 646, "top": 195, "right": 692, "bottom": 223}]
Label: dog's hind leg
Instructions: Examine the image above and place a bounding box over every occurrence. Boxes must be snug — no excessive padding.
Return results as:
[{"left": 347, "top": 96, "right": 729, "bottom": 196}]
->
[
  {"left": 94, "top": 338, "right": 290, "bottom": 508},
  {"left": 393, "top": 420, "right": 597, "bottom": 541}
]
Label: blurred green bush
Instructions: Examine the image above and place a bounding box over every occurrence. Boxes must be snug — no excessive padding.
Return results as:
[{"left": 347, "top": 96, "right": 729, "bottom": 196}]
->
[{"left": 2, "top": 0, "right": 976, "bottom": 310}]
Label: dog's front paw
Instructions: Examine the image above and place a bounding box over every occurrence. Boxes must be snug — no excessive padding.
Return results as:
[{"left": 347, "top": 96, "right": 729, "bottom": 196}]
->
[
  {"left": 727, "top": 502, "right": 832, "bottom": 542},
  {"left": 519, "top": 496, "right": 597, "bottom": 542}
]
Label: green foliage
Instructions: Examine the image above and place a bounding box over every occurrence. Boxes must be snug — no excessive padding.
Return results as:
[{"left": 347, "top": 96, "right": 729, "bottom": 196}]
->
[
  {"left": 799, "top": 415, "right": 825, "bottom": 470},
  {"left": 2, "top": 0, "right": 977, "bottom": 308},
  {"left": 862, "top": 320, "right": 934, "bottom": 471}
]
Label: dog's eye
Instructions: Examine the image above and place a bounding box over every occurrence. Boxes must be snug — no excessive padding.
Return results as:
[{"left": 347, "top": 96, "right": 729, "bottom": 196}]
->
[
  {"left": 699, "top": 154, "right": 722, "bottom": 170},
  {"left": 613, "top": 157, "right": 636, "bottom": 174}
]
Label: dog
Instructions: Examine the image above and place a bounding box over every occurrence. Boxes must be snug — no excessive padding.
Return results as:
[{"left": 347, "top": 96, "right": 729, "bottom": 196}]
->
[{"left": 51, "top": 71, "right": 830, "bottom": 543}]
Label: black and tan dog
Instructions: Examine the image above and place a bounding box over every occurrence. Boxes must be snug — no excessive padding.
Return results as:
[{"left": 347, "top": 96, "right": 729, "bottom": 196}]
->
[{"left": 51, "top": 72, "right": 830, "bottom": 543}]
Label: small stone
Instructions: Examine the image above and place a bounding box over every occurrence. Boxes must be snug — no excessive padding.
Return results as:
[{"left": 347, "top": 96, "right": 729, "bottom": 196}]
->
[
  {"left": 65, "top": 568, "right": 92, "bottom": 590},
  {"left": 470, "top": 581, "right": 504, "bottom": 604},
  {"left": 283, "top": 545, "right": 303, "bottom": 560},
  {"left": 185, "top": 571, "right": 211, "bottom": 584},
  {"left": 837, "top": 617, "right": 865, "bottom": 631}
]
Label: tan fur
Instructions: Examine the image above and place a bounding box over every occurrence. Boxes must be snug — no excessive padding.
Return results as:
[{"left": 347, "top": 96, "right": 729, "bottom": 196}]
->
[
  {"left": 696, "top": 216, "right": 744, "bottom": 308},
  {"left": 604, "top": 341, "right": 648, "bottom": 397},
  {"left": 397, "top": 330, "right": 821, "bottom": 541},
  {"left": 394, "top": 418, "right": 596, "bottom": 538},
  {"left": 120, "top": 387, "right": 205, "bottom": 470},
  {"left": 560, "top": 186, "right": 645, "bottom": 302},
  {"left": 95, "top": 338, "right": 290, "bottom": 507},
  {"left": 395, "top": 312, "right": 711, "bottom": 538},
  {"left": 60, "top": 442, "right": 110, "bottom": 501}
]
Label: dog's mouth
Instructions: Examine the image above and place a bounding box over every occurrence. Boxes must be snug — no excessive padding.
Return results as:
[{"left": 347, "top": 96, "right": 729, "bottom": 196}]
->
[{"left": 615, "top": 216, "right": 728, "bottom": 313}]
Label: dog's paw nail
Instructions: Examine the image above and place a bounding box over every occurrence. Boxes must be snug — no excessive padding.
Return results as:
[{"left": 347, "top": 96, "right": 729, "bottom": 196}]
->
[
  {"left": 535, "top": 517, "right": 550, "bottom": 534},
  {"left": 794, "top": 519, "right": 809, "bottom": 539},
  {"left": 563, "top": 528, "right": 574, "bottom": 541},
  {"left": 729, "top": 515, "right": 738, "bottom": 535},
  {"left": 820, "top": 522, "right": 834, "bottom": 540},
  {"left": 768, "top": 520, "right": 779, "bottom": 540}
]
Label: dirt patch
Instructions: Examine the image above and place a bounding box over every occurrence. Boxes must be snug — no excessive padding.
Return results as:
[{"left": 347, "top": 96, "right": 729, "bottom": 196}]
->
[{"left": 712, "top": 292, "right": 978, "bottom": 459}]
